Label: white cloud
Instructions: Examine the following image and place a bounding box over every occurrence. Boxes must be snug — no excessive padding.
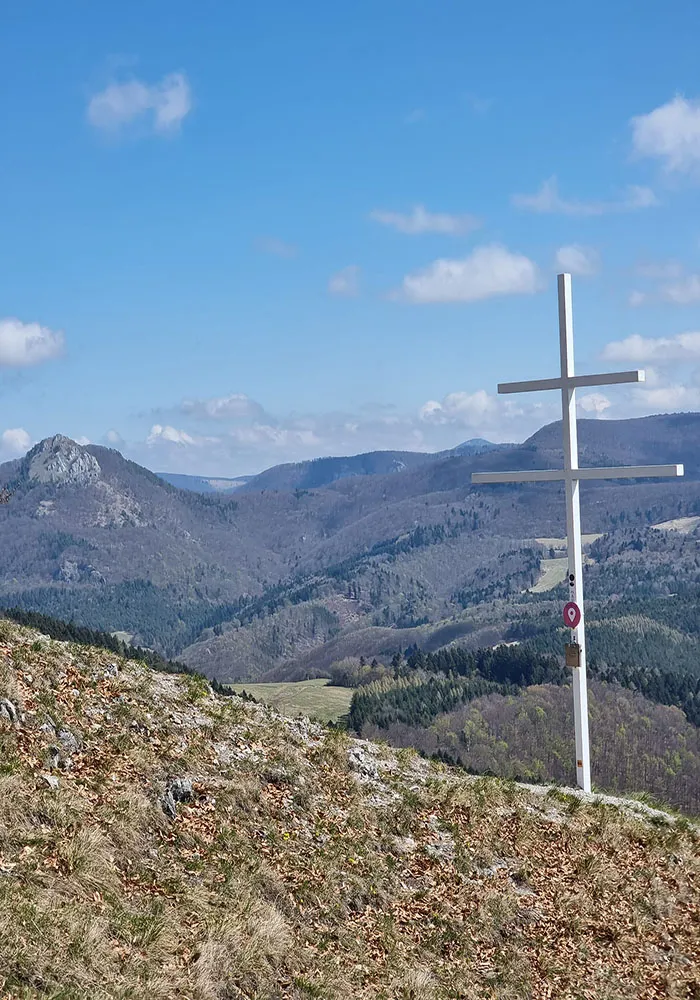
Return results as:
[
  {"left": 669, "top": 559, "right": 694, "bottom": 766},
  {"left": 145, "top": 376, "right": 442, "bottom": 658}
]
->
[
  {"left": 601, "top": 331, "right": 700, "bottom": 363},
  {"left": 595, "top": 331, "right": 700, "bottom": 418},
  {"left": 87, "top": 72, "right": 192, "bottom": 135},
  {"left": 624, "top": 186, "right": 659, "bottom": 209},
  {"left": 228, "top": 424, "right": 321, "bottom": 449},
  {"left": 370, "top": 204, "right": 480, "bottom": 235},
  {"left": 75, "top": 436, "right": 91, "bottom": 446},
  {"left": 398, "top": 244, "right": 540, "bottom": 304},
  {"left": 554, "top": 245, "right": 600, "bottom": 276},
  {"left": 636, "top": 261, "right": 685, "bottom": 280},
  {"left": 254, "top": 237, "right": 298, "bottom": 259},
  {"left": 512, "top": 176, "right": 657, "bottom": 215},
  {"left": 577, "top": 392, "right": 611, "bottom": 416},
  {"left": 419, "top": 390, "right": 497, "bottom": 426},
  {"left": 417, "top": 388, "right": 561, "bottom": 443},
  {"left": 0, "top": 318, "right": 64, "bottom": 367},
  {"left": 661, "top": 274, "right": 700, "bottom": 304},
  {"left": 631, "top": 95, "right": 700, "bottom": 173},
  {"left": 328, "top": 265, "right": 360, "bottom": 297},
  {"left": 627, "top": 261, "right": 700, "bottom": 305},
  {"left": 181, "top": 393, "right": 265, "bottom": 421},
  {"left": 635, "top": 383, "right": 700, "bottom": 410},
  {"left": 105, "top": 429, "right": 123, "bottom": 445},
  {"left": 147, "top": 424, "right": 197, "bottom": 446},
  {"left": 1, "top": 428, "right": 31, "bottom": 455}
]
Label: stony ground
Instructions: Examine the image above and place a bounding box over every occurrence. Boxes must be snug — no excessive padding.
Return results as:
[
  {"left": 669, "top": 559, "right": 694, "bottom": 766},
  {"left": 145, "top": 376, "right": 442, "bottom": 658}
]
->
[{"left": 0, "top": 619, "right": 698, "bottom": 1000}]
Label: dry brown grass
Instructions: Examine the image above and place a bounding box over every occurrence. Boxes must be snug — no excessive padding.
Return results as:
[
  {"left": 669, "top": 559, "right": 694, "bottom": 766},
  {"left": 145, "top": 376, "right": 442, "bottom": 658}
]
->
[{"left": 0, "top": 619, "right": 698, "bottom": 1000}]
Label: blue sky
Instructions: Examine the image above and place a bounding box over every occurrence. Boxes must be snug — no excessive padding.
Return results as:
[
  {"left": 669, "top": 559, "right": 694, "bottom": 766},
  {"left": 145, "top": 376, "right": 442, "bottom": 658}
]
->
[{"left": 2, "top": 1, "right": 700, "bottom": 475}]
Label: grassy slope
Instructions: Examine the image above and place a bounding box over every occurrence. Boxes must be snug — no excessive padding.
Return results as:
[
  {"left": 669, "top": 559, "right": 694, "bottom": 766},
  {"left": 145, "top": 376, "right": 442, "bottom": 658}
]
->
[
  {"left": 228, "top": 679, "right": 352, "bottom": 723},
  {"left": 1, "top": 620, "right": 699, "bottom": 1000}
]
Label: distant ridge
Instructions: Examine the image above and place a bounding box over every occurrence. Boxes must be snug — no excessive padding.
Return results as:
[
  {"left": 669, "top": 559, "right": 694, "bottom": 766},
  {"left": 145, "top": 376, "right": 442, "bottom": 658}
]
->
[
  {"left": 154, "top": 441, "right": 507, "bottom": 496},
  {"left": 156, "top": 472, "right": 252, "bottom": 493},
  {"left": 235, "top": 440, "right": 506, "bottom": 494}
]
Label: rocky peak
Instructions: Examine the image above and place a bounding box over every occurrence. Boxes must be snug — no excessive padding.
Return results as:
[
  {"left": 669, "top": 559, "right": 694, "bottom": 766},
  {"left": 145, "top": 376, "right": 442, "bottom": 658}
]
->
[{"left": 22, "top": 435, "right": 101, "bottom": 486}]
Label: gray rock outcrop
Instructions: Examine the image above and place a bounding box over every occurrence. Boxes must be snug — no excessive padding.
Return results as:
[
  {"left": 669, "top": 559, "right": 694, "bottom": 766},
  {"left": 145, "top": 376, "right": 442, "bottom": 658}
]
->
[
  {"left": 0, "top": 698, "right": 19, "bottom": 725},
  {"left": 23, "top": 435, "right": 101, "bottom": 486},
  {"left": 161, "top": 776, "right": 194, "bottom": 820}
]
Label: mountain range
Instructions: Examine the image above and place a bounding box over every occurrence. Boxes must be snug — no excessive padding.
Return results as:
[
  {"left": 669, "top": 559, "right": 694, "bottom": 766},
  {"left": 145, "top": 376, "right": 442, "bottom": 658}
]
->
[
  {"left": 154, "top": 438, "right": 510, "bottom": 495},
  {"left": 0, "top": 414, "right": 697, "bottom": 674}
]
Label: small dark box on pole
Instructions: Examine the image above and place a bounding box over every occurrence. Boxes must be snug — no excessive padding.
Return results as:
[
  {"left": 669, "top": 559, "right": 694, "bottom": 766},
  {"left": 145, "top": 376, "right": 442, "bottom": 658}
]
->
[{"left": 565, "top": 642, "right": 581, "bottom": 669}]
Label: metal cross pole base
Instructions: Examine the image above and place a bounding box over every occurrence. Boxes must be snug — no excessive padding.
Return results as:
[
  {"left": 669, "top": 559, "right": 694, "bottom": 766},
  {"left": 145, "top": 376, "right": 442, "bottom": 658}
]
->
[{"left": 471, "top": 273, "right": 685, "bottom": 793}]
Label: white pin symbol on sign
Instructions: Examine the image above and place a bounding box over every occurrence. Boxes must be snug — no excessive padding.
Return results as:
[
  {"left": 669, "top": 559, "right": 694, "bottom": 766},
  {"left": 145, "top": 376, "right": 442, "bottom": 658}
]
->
[{"left": 563, "top": 601, "right": 581, "bottom": 629}]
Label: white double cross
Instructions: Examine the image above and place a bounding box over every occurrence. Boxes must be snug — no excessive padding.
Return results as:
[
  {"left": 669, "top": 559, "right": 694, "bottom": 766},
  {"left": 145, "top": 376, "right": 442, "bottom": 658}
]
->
[{"left": 472, "top": 274, "right": 684, "bottom": 792}]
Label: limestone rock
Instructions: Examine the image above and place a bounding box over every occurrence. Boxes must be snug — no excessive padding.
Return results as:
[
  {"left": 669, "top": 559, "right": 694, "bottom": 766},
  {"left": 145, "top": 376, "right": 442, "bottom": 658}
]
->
[
  {"left": 161, "top": 776, "right": 194, "bottom": 820},
  {"left": 23, "top": 435, "right": 101, "bottom": 486},
  {"left": 0, "top": 698, "right": 19, "bottom": 725},
  {"left": 170, "top": 777, "right": 194, "bottom": 802},
  {"left": 58, "top": 728, "right": 81, "bottom": 753}
]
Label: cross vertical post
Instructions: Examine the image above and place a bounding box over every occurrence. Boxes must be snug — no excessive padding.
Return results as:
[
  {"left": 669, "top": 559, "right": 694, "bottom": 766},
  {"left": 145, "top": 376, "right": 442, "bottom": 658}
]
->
[
  {"left": 558, "top": 273, "right": 591, "bottom": 792},
  {"left": 471, "top": 274, "right": 684, "bottom": 792}
]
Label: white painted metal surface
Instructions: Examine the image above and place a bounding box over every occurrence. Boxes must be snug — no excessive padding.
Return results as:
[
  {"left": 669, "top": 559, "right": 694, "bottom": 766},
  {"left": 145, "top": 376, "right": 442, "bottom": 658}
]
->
[
  {"left": 472, "top": 273, "right": 685, "bottom": 793},
  {"left": 471, "top": 464, "right": 683, "bottom": 484},
  {"left": 497, "top": 369, "right": 645, "bottom": 394}
]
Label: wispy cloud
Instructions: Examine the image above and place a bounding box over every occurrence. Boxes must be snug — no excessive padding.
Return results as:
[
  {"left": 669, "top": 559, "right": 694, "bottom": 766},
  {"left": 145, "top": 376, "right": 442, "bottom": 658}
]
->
[
  {"left": 0, "top": 318, "right": 65, "bottom": 367},
  {"left": 631, "top": 95, "right": 700, "bottom": 173},
  {"left": 554, "top": 245, "right": 600, "bottom": 276},
  {"left": 419, "top": 388, "right": 558, "bottom": 440},
  {"left": 576, "top": 393, "right": 612, "bottom": 416},
  {"left": 1, "top": 428, "right": 31, "bottom": 455},
  {"left": 328, "top": 265, "right": 361, "bottom": 297},
  {"left": 636, "top": 261, "right": 685, "bottom": 280},
  {"left": 131, "top": 360, "right": 699, "bottom": 475},
  {"left": 660, "top": 274, "right": 700, "bottom": 304},
  {"left": 512, "top": 176, "right": 658, "bottom": 215},
  {"left": 146, "top": 424, "right": 220, "bottom": 447},
  {"left": 370, "top": 204, "right": 480, "bottom": 236},
  {"left": 597, "top": 331, "right": 700, "bottom": 416},
  {"left": 465, "top": 93, "right": 494, "bottom": 115},
  {"left": 396, "top": 244, "right": 540, "bottom": 304},
  {"left": 628, "top": 262, "right": 700, "bottom": 306},
  {"left": 87, "top": 72, "right": 192, "bottom": 136},
  {"left": 403, "top": 108, "right": 426, "bottom": 125},
  {"left": 601, "top": 331, "right": 700, "bottom": 363},
  {"left": 419, "top": 390, "right": 498, "bottom": 425},
  {"left": 181, "top": 393, "right": 265, "bottom": 421},
  {"left": 254, "top": 237, "right": 298, "bottom": 259}
]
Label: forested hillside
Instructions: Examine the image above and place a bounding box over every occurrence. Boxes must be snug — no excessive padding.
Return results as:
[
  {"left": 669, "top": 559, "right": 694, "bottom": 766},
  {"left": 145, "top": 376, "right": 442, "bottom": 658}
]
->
[
  {"left": 359, "top": 681, "right": 700, "bottom": 814},
  {"left": 346, "top": 643, "right": 700, "bottom": 813}
]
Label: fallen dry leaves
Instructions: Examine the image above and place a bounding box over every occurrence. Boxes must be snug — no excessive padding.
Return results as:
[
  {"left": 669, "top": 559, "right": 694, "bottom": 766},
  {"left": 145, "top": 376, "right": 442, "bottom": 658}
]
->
[{"left": 0, "top": 621, "right": 698, "bottom": 1000}]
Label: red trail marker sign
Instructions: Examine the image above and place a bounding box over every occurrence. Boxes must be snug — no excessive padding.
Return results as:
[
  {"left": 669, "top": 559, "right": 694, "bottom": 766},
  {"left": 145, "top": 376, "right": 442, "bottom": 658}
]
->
[{"left": 563, "top": 601, "right": 581, "bottom": 629}]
